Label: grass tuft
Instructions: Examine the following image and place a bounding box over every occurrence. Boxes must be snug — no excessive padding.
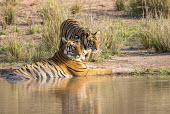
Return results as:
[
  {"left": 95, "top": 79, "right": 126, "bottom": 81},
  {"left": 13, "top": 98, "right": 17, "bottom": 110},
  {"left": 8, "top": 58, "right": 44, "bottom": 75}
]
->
[
  {"left": 138, "top": 18, "right": 170, "bottom": 52},
  {"left": 2, "top": 2, "right": 15, "bottom": 25},
  {"left": 28, "top": 24, "right": 41, "bottom": 34},
  {"left": 40, "top": 0, "right": 68, "bottom": 55},
  {"left": 12, "top": 26, "right": 20, "bottom": 33},
  {"left": 5, "top": 37, "right": 24, "bottom": 60},
  {"left": 115, "top": 0, "right": 126, "bottom": 11},
  {"left": 131, "top": 69, "right": 170, "bottom": 76},
  {"left": 70, "top": 4, "right": 82, "bottom": 14},
  {"left": 129, "top": 0, "right": 169, "bottom": 18},
  {"left": 0, "top": 31, "right": 6, "bottom": 35}
]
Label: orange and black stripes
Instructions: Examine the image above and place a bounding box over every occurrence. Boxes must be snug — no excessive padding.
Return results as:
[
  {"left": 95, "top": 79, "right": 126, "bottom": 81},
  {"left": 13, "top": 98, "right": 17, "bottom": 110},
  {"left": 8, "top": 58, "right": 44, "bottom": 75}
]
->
[
  {"left": 59, "top": 19, "right": 100, "bottom": 62},
  {"left": 60, "top": 19, "right": 91, "bottom": 48},
  {"left": 6, "top": 40, "right": 85, "bottom": 80}
]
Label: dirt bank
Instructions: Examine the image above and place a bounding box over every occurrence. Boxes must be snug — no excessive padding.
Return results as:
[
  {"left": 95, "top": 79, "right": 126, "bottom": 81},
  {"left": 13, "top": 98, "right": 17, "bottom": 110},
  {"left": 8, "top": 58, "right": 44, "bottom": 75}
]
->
[{"left": 87, "top": 48, "right": 170, "bottom": 74}]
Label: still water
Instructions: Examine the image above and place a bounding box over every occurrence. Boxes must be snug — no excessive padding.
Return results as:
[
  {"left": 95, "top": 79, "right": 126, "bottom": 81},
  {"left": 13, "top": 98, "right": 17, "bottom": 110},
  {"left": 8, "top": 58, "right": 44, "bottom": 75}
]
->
[{"left": 0, "top": 76, "right": 170, "bottom": 114}]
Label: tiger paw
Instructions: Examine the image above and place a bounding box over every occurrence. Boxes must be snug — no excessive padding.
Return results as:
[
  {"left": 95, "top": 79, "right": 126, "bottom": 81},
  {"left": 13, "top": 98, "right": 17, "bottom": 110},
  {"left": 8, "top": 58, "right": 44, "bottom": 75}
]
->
[{"left": 95, "top": 66, "right": 106, "bottom": 69}]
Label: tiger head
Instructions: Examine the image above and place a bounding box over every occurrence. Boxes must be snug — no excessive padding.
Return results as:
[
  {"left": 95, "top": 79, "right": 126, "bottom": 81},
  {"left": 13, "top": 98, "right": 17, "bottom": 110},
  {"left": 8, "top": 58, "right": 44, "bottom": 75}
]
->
[
  {"left": 62, "top": 37, "right": 85, "bottom": 61},
  {"left": 83, "top": 31, "right": 100, "bottom": 53}
]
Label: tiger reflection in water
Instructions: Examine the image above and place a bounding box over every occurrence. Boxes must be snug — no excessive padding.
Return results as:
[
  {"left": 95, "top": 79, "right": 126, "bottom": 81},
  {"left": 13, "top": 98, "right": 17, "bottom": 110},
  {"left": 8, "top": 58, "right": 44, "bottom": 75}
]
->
[{"left": 7, "top": 76, "right": 112, "bottom": 114}]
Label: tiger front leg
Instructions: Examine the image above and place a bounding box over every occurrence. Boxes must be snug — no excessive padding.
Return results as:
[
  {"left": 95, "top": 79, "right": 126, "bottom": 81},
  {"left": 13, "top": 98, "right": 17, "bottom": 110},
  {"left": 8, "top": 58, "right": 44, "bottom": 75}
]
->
[
  {"left": 75, "top": 68, "right": 114, "bottom": 77},
  {"left": 88, "top": 68, "right": 113, "bottom": 76},
  {"left": 85, "top": 51, "right": 91, "bottom": 62}
]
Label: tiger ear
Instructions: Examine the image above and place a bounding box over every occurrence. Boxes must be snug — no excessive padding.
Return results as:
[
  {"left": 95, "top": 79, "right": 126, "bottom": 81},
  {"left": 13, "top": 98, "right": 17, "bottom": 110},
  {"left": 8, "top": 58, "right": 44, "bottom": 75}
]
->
[
  {"left": 94, "top": 31, "right": 100, "bottom": 36},
  {"left": 62, "top": 37, "right": 68, "bottom": 44}
]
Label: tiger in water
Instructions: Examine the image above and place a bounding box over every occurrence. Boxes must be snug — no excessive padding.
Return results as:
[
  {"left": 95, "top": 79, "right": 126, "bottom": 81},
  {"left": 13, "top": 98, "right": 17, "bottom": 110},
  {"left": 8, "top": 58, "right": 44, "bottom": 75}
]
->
[
  {"left": 6, "top": 37, "right": 113, "bottom": 80},
  {"left": 60, "top": 19, "right": 100, "bottom": 62}
]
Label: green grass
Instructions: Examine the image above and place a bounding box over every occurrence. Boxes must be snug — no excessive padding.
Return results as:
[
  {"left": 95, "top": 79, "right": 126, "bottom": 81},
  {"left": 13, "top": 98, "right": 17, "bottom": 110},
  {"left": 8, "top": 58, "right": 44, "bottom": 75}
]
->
[
  {"left": 115, "top": 0, "right": 126, "bottom": 11},
  {"left": 5, "top": 37, "right": 24, "bottom": 61},
  {"left": 1, "top": 36, "right": 47, "bottom": 63},
  {"left": 12, "top": 26, "right": 20, "bottom": 33},
  {"left": 131, "top": 69, "right": 170, "bottom": 76},
  {"left": 0, "top": 31, "right": 6, "bottom": 35},
  {"left": 28, "top": 24, "right": 41, "bottom": 34}
]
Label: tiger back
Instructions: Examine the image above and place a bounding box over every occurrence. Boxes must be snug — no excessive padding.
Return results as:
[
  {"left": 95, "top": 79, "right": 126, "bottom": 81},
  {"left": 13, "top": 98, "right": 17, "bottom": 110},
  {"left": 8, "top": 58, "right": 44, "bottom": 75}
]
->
[{"left": 60, "top": 19, "right": 100, "bottom": 61}]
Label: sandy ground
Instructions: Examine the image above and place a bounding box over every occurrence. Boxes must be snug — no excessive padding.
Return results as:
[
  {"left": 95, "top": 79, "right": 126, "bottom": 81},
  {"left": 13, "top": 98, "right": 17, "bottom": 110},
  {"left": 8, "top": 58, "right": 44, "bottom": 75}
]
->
[
  {"left": 0, "top": 0, "right": 170, "bottom": 75},
  {"left": 88, "top": 48, "right": 170, "bottom": 74}
]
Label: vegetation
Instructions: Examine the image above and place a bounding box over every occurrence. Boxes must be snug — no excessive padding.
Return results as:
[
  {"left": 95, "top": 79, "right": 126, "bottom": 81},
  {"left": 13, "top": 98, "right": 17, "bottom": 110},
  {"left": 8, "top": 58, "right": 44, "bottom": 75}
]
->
[
  {"left": 0, "top": 0, "right": 69, "bottom": 63},
  {"left": 115, "top": 0, "right": 126, "bottom": 11},
  {"left": 28, "top": 24, "right": 41, "bottom": 34},
  {"left": 138, "top": 18, "right": 170, "bottom": 52},
  {"left": 1, "top": 1, "right": 16, "bottom": 25},
  {"left": 1, "top": 36, "right": 44, "bottom": 63},
  {"left": 0, "top": 31, "right": 6, "bottom": 35},
  {"left": 12, "top": 26, "right": 20, "bottom": 33},
  {"left": 40, "top": 0, "right": 68, "bottom": 55},
  {"left": 6, "top": 37, "right": 24, "bottom": 60},
  {"left": 115, "top": 0, "right": 169, "bottom": 18},
  {"left": 130, "top": 0, "right": 169, "bottom": 17},
  {"left": 131, "top": 69, "right": 170, "bottom": 76},
  {"left": 0, "top": 0, "right": 170, "bottom": 68},
  {"left": 80, "top": 18, "right": 123, "bottom": 60},
  {"left": 70, "top": 3, "right": 82, "bottom": 14}
]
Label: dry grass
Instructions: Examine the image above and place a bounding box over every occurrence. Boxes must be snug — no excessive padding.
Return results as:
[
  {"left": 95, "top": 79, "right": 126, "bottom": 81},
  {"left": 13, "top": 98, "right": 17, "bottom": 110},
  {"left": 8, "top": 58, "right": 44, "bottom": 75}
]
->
[
  {"left": 40, "top": 0, "right": 69, "bottom": 55},
  {"left": 5, "top": 37, "right": 24, "bottom": 60},
  {"left": 116, "top": 0, "right": 169, "bottom": 18},
  {"left": 1, "top": 1, "right": 17, "bottom": 26},
  {"left": 28, "top": 24, "right": 41, "bottom": 35},
  {"left": 70, "top": 3, "right": 82, "bottom": 14},
  {"left": 138, "top": 18, "right": 170, "bottom": 52},
  {"left": 1, "top": 0, "right": 170, "bottom": 64},
  {"left": 80, "top": 17, "right": 138, "bottom": 61}
]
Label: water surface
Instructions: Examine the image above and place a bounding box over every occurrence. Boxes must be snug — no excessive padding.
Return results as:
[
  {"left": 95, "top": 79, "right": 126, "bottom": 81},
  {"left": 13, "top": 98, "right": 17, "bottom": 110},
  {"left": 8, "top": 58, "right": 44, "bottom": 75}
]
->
[{"left": 0, "top": 76, "right": 170, "bottom": 114}]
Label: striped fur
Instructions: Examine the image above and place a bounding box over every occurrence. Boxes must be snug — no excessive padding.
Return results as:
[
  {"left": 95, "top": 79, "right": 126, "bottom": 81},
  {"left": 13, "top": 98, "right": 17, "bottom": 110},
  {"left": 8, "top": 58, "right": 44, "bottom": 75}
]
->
[
  {"left": 6, "top": 39, "right": 85, "bottom": 80},
  {"left": 6, "top": 38, "right": 113, "bottom": 80},
  {"left": 60, "top": 19, "right": 100, "bottom": 61}
]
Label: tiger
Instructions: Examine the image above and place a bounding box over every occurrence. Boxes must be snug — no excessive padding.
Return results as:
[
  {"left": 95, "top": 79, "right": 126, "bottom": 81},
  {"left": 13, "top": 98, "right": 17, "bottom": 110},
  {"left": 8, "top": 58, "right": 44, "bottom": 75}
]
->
[
  {"left": 59, "top": 19, "right": 100, "bottom": 62},
  {"left": 6, "top": 37, "right": 113, "bottom": 80}
]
